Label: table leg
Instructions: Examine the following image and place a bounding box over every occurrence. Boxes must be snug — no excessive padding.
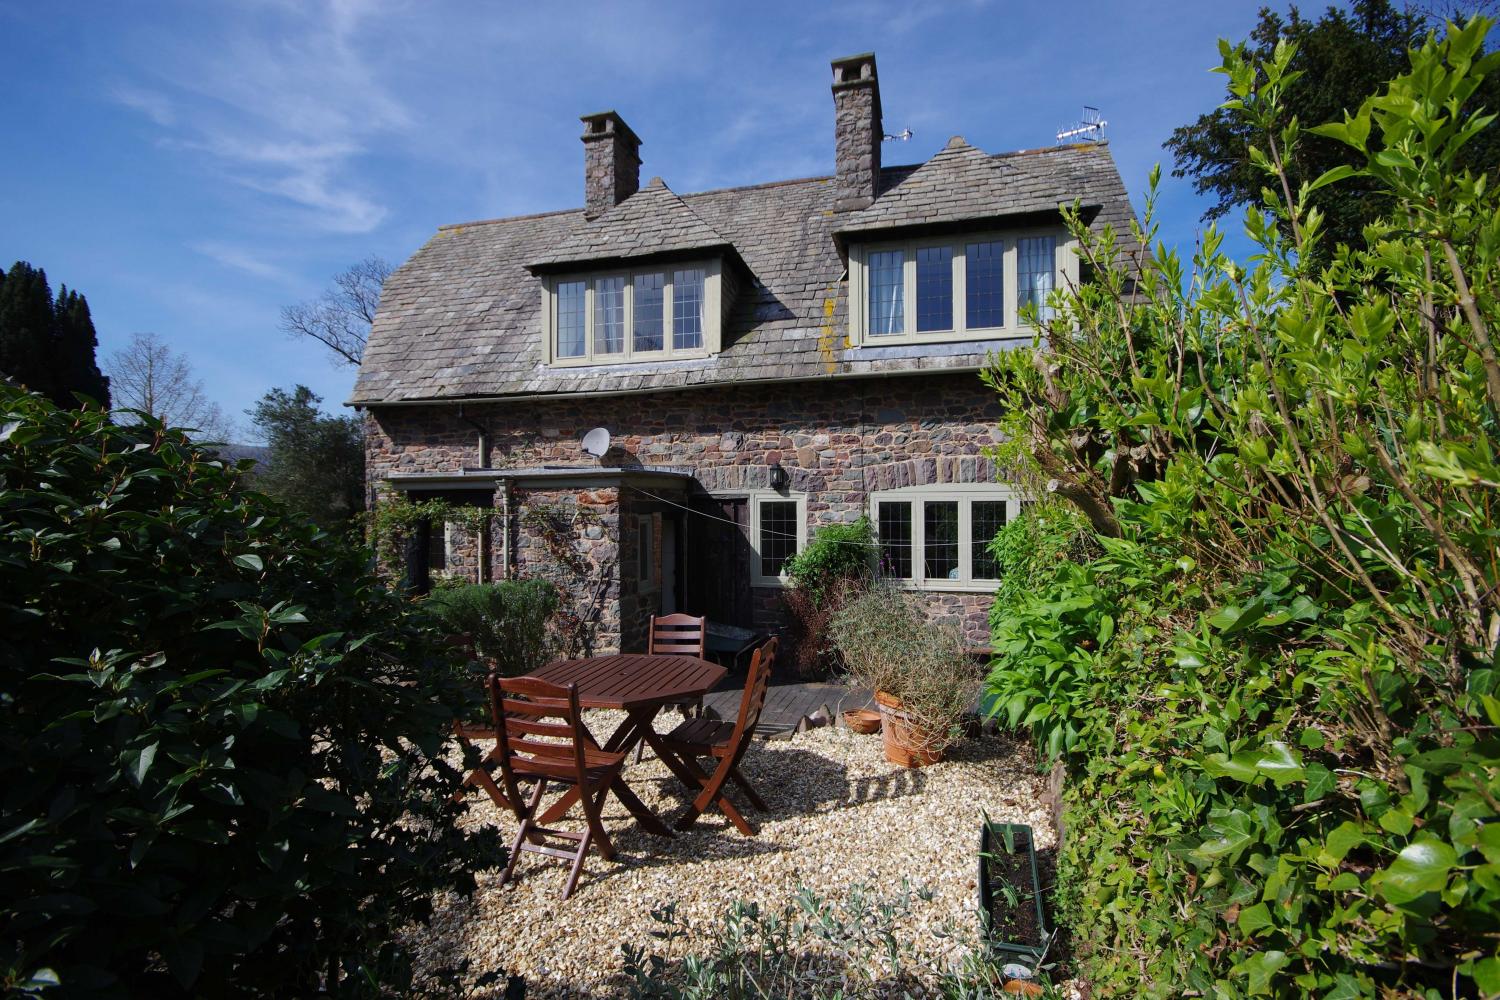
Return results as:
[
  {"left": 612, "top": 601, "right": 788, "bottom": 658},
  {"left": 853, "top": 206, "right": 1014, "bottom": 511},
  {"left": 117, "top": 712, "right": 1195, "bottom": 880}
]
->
[{"left": 535, "top": 708, "right": 674, "bottom": 838}]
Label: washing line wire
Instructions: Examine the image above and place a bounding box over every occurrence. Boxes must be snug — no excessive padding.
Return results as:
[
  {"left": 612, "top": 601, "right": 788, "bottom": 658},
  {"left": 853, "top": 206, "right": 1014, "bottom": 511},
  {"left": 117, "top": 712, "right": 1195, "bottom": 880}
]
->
[{"left": 624, "top": 483, "right": 895, "bottom": 549}]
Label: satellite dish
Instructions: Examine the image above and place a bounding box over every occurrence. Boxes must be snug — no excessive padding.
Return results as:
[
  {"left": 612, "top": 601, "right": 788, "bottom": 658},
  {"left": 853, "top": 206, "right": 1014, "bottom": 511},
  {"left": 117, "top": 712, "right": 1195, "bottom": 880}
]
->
[{"left": 581, "top": 427, "right": 611, "bottom": 458}]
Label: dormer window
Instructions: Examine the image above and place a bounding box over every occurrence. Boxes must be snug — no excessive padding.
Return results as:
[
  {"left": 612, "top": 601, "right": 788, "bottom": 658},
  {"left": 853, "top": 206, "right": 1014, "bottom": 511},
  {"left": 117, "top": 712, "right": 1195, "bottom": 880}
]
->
[
  {"left": 847, "top": 229, "right": 1074, "bottom": 345},
  {"left": 542, "top": 260, "right": 723, "bottom": 365}
]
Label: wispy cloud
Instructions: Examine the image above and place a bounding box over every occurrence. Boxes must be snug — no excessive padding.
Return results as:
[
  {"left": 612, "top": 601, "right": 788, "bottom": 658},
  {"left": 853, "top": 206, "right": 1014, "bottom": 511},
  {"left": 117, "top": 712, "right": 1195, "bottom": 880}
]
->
[
  {"left": 110, "top": 83, "right": 176, "bottom": 126},
  {"left": 110, "top": 0, "right": 407, "bottom": 234},
  {"left": 189, "top": 240, "right": 297, "bottom": 282}
]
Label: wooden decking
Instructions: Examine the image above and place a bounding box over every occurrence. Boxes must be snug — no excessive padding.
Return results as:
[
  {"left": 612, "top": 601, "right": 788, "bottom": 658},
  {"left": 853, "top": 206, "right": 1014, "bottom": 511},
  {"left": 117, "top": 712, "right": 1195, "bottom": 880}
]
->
[{"left": 702, "top": 675, "right": 873, "bottom": 740}]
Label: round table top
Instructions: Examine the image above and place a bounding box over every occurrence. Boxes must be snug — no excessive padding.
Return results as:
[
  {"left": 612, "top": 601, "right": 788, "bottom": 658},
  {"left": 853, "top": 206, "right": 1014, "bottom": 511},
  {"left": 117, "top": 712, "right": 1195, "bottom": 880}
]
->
[{"left": 528, "top": 653, "right": 726, "bottom": 710}]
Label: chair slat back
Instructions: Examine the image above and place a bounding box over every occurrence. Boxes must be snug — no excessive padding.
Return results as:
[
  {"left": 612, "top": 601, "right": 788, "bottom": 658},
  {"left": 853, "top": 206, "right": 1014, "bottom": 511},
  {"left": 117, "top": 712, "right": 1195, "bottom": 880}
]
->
[
  {"left": 648, "top": 613, "right": 706, "bottom": 657},
  {"left": 490, "top": 675, "right": 589, "bottom": 806},
  {"left": 729, "top": 637, "right": 777, "bottom": 746}
]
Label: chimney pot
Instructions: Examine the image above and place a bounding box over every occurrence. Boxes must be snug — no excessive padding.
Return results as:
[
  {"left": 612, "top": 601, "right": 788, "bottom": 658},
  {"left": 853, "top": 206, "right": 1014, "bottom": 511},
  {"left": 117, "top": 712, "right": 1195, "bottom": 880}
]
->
[
  {"left": 831, "top": 52, "right": 882, "bottom": 212},
  {"left": 580, "top": 111, "right": 642, "bottom": 219}
]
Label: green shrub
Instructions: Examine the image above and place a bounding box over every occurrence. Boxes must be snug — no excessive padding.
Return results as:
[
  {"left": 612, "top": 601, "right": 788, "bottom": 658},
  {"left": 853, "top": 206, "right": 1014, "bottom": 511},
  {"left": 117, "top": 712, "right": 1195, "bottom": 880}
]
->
[
  {"left": 987, "top": 500, "right": 1094, "bottom": 614},
  {"left": 830, "top": 583, "right": 977, "bottom": 751},
  {"left": 423, "top": 579, "right": 561, "bottom": 679},
  {"left": 783, "top": 516, "right": 875, "bottom": 604},
  {"left": 985, "top": 21, "right": 1500, "bottom": 997},
  {"left": 780, "top": 517, "right": 876, "bottom": 676},
  {"left": 0, "top": 388, "right": 503, "bottom": 997}
]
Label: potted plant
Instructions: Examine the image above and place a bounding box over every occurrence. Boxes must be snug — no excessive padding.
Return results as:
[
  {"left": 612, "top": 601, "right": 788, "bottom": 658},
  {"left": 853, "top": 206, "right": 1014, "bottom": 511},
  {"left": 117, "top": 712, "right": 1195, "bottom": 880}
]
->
[{"left": 830, "top": 583, "right": 978, "bottom": 767}]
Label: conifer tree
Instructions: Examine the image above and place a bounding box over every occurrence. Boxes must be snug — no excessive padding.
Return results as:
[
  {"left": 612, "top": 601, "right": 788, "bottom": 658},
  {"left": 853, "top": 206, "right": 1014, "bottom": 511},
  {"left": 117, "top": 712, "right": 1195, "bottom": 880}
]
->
[{"left": 0, "top": 261, "right": 111, "bottom": 408}]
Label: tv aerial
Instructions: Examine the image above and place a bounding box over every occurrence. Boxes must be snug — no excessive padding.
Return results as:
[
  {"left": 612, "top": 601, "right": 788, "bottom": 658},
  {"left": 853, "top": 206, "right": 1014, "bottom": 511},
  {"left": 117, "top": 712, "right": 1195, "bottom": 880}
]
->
[
  {"left": 581, "top": 427, "right": 612, "bottom": 458},
  {"left": 1056, "top": 107, "right": 1107, "bottom": 144}
]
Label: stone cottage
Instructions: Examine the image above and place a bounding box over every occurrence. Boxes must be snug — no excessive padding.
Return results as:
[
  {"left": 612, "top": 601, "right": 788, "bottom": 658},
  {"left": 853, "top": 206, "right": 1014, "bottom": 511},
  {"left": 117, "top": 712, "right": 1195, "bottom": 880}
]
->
[{"left": 351, "top": 52, "right": 1135, "bottom": 654}]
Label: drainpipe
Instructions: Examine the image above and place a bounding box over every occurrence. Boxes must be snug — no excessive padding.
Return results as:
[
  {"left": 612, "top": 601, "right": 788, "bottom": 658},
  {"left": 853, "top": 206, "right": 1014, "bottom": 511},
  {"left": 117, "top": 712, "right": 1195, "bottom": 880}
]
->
[
  {"left": 500, "top": 476, "right": 514, "bottom": 580},
  {"left": 456, "top": 403, "right": 489, "bottom": 469}
]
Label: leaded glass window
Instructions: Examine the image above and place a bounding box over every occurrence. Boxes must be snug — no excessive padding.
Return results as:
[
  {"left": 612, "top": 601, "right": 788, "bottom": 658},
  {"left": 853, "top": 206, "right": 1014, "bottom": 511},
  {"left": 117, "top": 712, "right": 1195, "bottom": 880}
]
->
[
  {"left": 923, "top": 501, "right": 960, "bottom": 580},
  {"left": 916, "top": 245, "right": 953, "bottom": 332},
  {"left": 633, "top": 272, "right": 664, "bottom": 352},
  {"left": 879, "top": 501, "right": 913, "bottom": 579},
  {"left": 672, "top": 268, "right": 704, "bottom": 351},
  {"left": 868, "top": 249, "right": 905, "bottom": 337},
  {"left": 965, "top": 241, "right": 1004, "bottom": 328},
  {"left": 556, "top": 280, "right": 586, "bottom": 358},
  {"left": 594, "top": 275, "right": 625, "bottom": 354},
  {"left": 758, "top": 500, "right": 799, "bottom": 578},
  {"left": 1017, "top": 236, "right": 1056, "bottom": 321}
]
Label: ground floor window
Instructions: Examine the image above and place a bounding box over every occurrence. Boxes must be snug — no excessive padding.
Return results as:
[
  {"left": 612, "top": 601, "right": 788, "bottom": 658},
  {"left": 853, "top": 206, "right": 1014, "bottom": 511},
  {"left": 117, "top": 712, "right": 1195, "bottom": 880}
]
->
[
  {"left": 749, "top": 492, "right": 807, "bottom": 587},
  {"left": 637, "top": 514, "right": 656, "bottom": 588},
  {"left": 871, "top": 485, "right": 1021, "bottom": 591},
  {"left": 426, "top": 519, "right": 451, "bottom": 575}
]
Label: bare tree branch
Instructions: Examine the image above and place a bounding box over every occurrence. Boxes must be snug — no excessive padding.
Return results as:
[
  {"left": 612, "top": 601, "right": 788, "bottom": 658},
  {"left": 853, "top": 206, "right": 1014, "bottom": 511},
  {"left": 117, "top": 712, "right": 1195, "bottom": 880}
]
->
[
  {"left": 280, "top": 256, "right": 391, "bottom": 367},
  {"left": 105, "top": 332, "right": 233, "bottom": 441}
]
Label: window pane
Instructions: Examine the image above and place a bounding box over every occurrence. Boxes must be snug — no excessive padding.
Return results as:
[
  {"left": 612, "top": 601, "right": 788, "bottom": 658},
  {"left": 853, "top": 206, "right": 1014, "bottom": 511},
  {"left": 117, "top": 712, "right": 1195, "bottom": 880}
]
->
[
  {"left": 672, "top": 268, "right": 704, "bottom": 350},
  {"left": 758, "top": 500, "right": 798, "bottom": 578},
  {"left": 633, "top": 272, "right": 664, "bottom": 351},
  {"left": 972, "top": 501, "right": 1008, "bottom": 580},
  {"left": 638, "top": 517, "right": 653, "bottom": 584},
  {"left": 915, "top": 245, "right": 952, "bottom": 332},
  {"left": 593, "top": 275, "right": 625, "bottom": 354},
  {"left": 556, "top": 280, "right": 586, "bottom": 358},
  {"left": 1017, "top": 236, "right": 1056, "bottom": 322},
  {"left": 878, "top": 502, "right": 912, "bottom": 579},
  {"left": 867, "top": 249, "right": 905, "bottom": 337},
  {"left": 966, "top": 241, "right": 1005, "bottom": 328},
  {"left": 426, "top": 520, "right": 447, "bottom": 572},
  {"left": 924, "top": 501, "right": 959, "bottom": 581}
]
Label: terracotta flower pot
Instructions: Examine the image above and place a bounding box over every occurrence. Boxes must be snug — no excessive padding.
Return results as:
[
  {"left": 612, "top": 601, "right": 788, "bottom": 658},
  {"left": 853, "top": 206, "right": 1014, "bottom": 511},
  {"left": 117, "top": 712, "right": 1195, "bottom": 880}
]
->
[
  {"left": 842, "top": 708, "right": 882, "bottom": 734},
  {"left": 874, "top": 690, "right": 945, "bottom": 768}
]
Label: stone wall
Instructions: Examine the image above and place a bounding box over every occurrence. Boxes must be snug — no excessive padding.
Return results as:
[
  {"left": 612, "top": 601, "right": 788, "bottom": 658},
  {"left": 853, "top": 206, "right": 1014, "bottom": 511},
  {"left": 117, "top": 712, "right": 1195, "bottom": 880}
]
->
[{"left": 365, "top": 371, "right": 1008, "bottom": 647}]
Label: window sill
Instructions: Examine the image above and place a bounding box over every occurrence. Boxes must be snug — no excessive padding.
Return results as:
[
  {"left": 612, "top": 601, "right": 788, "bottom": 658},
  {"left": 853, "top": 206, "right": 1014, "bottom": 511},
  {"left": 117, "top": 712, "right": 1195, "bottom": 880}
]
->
[
  {"left": 887, "top": 579, "right": 999, "bottom": 594},
  {"left": 550, "top": 350, "right": 713, "bottom": 368},
  {"left": 853, "top": 328, "right": 1034, "bottom": 348}
]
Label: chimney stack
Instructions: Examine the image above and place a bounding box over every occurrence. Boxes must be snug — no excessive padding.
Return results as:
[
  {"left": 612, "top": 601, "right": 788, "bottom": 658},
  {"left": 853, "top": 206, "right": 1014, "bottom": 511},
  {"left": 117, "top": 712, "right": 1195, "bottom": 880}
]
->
[
  {"left": 831, "top": 53, "right": 882, "bottom": 212},
  {"left": 580, "top": 111, "right": 642, "bottom": 219}
]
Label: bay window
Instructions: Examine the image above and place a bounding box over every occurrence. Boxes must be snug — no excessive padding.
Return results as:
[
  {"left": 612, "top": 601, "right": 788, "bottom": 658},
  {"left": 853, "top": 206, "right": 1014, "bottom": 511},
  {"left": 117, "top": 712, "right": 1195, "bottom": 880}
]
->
[
  {"left": 848, "top": 229, "right": 1071, "bottom": 344},
  {"left": 872, "top": 486, "right": 1023, "bottom": 590}
]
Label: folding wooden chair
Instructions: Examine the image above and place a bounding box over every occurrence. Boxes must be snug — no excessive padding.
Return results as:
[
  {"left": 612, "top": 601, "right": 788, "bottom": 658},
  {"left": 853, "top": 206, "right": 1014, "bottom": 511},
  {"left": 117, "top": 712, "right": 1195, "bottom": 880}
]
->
[
  {"left": 492, "top": 675, "right": 627, "bottom": 901},
  {"left": 656, "top": 637, "right": 777, "bottom": 835},
  {"left": 636, "top": 613, "right": 709, "bottom": 762},
  {"left": 648, "top": 613, "right": 707, "bottom": 658},
  {"left": 443, "top": 634, "right": 516, "bottom": 811}
]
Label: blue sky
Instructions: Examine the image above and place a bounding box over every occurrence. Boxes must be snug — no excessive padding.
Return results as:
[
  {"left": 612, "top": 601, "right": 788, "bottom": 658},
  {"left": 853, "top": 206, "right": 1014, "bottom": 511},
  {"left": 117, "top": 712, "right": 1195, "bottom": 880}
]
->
[{"left": 0, "top": 0, "right": 1268, "bottom": 440}]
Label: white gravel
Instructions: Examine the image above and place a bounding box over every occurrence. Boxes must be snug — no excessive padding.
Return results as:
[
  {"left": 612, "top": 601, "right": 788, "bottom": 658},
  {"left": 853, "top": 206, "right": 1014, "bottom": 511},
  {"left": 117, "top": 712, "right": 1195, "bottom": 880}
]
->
[{"left": 405, "top": 714, "right": 1053, "bottom": 998}]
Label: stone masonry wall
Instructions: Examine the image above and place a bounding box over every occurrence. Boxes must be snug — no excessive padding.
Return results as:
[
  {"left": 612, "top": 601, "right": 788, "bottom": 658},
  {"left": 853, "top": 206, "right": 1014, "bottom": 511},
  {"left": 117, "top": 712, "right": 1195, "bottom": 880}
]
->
[{"left": 365, "top": 371, "right": 1008, "bottom": 648}]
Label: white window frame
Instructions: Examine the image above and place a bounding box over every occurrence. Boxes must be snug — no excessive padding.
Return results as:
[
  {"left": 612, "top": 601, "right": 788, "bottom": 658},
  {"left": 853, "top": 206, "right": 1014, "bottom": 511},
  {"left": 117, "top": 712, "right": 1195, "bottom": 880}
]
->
[
  {"left": 749, "top": 491, "right": 807, "bottom": 588},
  {"left": 637, "top": 514, "right": 657, "bottom": 589},
  {"left": 542, "top": 259, "right": 723, "bottom": 366},
  {"left": 870, "top": 484, "right": 1022, "bottom": 592},
  {"left": 846, "top": 227, "right": 1076, "bottom": 346}
]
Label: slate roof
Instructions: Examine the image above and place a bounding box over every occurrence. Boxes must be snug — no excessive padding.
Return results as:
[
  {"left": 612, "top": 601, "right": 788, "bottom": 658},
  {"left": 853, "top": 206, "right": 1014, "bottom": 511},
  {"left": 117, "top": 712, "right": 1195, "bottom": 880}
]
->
[
  {"left": 527, "top": 176, "right": 735, "bottom": 270},
  {"left": 835, "top": 136, "right": 1104, "bottom": 237},
  {"left": 351, "top": 141, "right": 1135, "bottom": 406}
]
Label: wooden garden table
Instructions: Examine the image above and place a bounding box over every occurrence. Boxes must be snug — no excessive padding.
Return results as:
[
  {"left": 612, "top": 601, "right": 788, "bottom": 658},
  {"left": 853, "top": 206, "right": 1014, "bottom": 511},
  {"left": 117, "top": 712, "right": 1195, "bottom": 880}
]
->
[{"left": 525, "top": 653, "right": 727, "bottom": 836}]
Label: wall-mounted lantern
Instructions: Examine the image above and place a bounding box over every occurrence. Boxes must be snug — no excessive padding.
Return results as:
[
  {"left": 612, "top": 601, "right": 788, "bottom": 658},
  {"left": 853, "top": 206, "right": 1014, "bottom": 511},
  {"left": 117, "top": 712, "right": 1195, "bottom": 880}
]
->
[{"left": 769, "top": 463, "right": 789, "bottom": 491}]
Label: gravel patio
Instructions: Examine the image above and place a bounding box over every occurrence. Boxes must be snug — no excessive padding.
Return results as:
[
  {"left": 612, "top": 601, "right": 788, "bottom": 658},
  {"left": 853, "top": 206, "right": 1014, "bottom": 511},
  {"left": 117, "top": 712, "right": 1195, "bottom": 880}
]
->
[{"left": 406, "top": 714, "right": 1053, "bottom": 998}]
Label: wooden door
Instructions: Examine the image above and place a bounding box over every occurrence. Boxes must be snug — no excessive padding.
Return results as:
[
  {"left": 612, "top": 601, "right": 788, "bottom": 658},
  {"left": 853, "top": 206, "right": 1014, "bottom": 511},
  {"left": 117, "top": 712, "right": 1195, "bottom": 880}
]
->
[{"left": 683, "top": 497, "right": 752, "bottom": 628}]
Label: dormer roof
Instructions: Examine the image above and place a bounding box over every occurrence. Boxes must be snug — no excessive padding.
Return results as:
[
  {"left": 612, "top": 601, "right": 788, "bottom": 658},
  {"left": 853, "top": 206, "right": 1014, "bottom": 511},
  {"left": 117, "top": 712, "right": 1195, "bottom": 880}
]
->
[
  {"left": 527, "top": 176, "right": 738, "bottom": 272},
  {"left": 835, "top": 136, "right": 1103, "bottom": 239}
]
